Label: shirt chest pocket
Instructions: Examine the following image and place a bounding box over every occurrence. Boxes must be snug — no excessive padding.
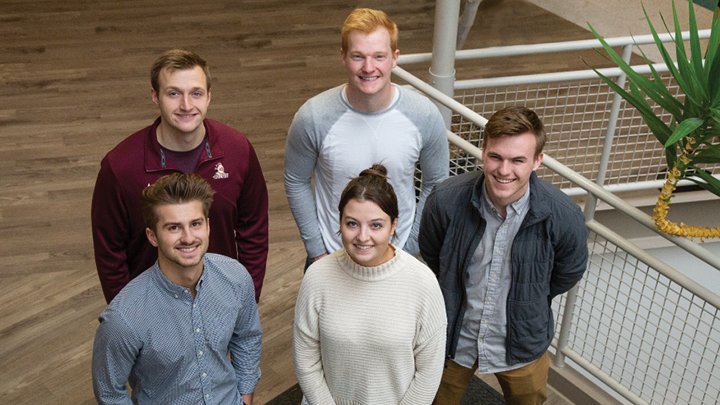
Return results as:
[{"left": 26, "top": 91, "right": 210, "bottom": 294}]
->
[{"left": 202, "top": 309, "right": 236, "bottom": 351}]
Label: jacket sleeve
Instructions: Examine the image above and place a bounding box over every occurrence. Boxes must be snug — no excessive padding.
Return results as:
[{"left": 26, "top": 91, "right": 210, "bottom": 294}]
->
[
  {"left": 234, "top": 143, "right": 269, "bottom": 302},
  {"left": 406, "top": 115, "right": 449, "bottom": 257},
  {"left": 284, "top": 108, "right": 327, "bottom": 258},
  {"left": 91, "top": 160, "right": 131, "bottom": 303},
  {"left": 549, "top": 204, "right": 589, "bottom": 298},
  {"left": 419, "top": 188, "right": 446, "bottom": 274}
]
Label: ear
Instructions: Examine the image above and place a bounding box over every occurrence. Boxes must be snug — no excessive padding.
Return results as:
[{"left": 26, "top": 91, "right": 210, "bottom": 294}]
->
[
  {"left": 151, "top": 89, "right": 159, "bottom": 105},
  {"left": 392, "top": 48, "right": 399, "bottom": 68},
  {"left": 391, "top": 217, "right": 399, "bottom": 237},
  {"left": 207, "top": 89, "right": 212, "bottom": 104},
  {"left": 340, "top": 49, "right": 347, "bottom": 66},
  {"left": 145, "top": 227, "right": 159, "bottom": 247},
  {"left": 533, "top": 152, "right": 544, "bottom": 171}
]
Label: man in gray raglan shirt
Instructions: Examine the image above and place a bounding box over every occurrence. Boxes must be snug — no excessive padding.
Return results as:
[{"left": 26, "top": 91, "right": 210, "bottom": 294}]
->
[{"left": 284, "top": 8, "right": 449, "bottom": 267}]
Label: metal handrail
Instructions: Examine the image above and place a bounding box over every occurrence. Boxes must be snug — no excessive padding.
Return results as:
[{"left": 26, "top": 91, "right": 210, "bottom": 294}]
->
[{"left": 398, "top": 29, "right": 712, "bottom": 64}]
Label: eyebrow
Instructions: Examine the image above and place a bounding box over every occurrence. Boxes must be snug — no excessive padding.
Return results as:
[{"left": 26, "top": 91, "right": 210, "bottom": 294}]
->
[
  {"left": 164, "top": 86, "right": 206, "bottom": 92},
  {"left": 488, "top": 151, "right": 527, "bottom": 160},
  {"left": 161, "top": 217, "right": 205, "bottom": 227}
]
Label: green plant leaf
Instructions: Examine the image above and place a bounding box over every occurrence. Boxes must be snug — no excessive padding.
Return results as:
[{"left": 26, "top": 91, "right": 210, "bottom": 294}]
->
[
  {"left": 590, "top": 24, "right": 677, "bottom": 107},
  {"left": 666, "top": 3, "right": 707, "bottom": 107},
  {"left": 693, "top": 146, "right": 720, "bottom": 164},
  {"left": 642, "top": 6, "right": 689, "bottom": 94},
  {"left": 626, "top": 79, "right": 675, "bottom": 144},
  {"left": 594, "top": 68, "right": 673, "bottom": 145},
  {"left": 711, "top": 107, "right": 720, "bottom": 127},
  {"left": 665, "top": 117, "right": 703, "bottom": 147},
  {"left": 645, "top": 66, "right": 684, "bottom": 116},
  {"left": 704, "top": 9, "right": 720, "bottom": 99},
  {"left": 688, "top": 168, "right": 720, "bottom": 195},
  {"left": 685, "top": 0, "right": 704, "bottom": 80}
]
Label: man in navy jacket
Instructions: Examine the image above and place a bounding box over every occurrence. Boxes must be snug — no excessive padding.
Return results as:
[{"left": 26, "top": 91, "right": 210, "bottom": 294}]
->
[{"left": 420, "top": 106, "right": 588, "bottom": 405}]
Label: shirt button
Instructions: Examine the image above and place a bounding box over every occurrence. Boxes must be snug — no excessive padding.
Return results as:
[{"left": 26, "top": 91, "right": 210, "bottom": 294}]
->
[
  {"left": 205, "top": 394, "right": 210, "bottom": 399},
  {"left": 202, "top": 372, "right": 207, "bottom": 379},
  {"left": 195, "top": 328, "right": 201, "bottom": 333},
  {"left": 174, "top": 294, "right": 179, "bottom": 299},
  {"left": 198, "top": 350, "right": 204, "bottom": 356}
]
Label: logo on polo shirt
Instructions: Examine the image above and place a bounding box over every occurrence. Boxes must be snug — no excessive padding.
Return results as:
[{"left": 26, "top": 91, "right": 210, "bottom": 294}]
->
[{"left": 213, "top": 162, "right": 229, "bottom": 179}]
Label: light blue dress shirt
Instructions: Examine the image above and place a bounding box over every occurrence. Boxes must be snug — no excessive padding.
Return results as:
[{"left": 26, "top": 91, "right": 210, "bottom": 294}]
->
[
  {"left": 92, "top": 253, "right": 262, "bottom": 405},
  {"left": 454, "top": 186, "right": 531, "bottom": 373}
]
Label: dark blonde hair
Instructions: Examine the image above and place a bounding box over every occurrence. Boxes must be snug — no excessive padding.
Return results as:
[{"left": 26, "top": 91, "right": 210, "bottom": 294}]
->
[
  {"left": 150, "top": 49, "right": 212, "bottom": 92},
  {"left": 483, "top": 106, "right": 546, "bottom": 157},
  {"left": 341, "top": 8, "right": 398, "bottom": 53},
  {"left": 338, "top": 164, "right": 398, "bottom": 223},
  {"left": 141, "top": 173, "right": 215, "bottom": 231}
]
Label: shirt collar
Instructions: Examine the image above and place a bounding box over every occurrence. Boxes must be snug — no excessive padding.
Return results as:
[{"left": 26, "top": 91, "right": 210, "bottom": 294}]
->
[
  {"left": 481, "top": 182, "right": 531, "bottom": 218},
  {"left": 150, "top": 261, "right": 206, "bottom": 300}
]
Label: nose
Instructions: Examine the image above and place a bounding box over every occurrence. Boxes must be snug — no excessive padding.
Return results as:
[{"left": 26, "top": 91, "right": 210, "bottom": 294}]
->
[
  {"left": 498, "top": 160, "right": 511, "bottom": 175},
  {"left": 180, "top": 94, "right": 191, "bottom": 110},
  {"left": 361, "top": 57, "right": 374, "bottom": 72},
  {"left": 180, "top": 227, "right": 194, "bottom": 243},
  {"left": 357, "top": 226, "right": 370, "bottom": 242}
]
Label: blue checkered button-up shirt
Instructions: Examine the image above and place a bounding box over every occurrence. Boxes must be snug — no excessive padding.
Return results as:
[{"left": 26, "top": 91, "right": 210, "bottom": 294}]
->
[{"left": 92, "top": 253, "right": 262, "bottom": 405}]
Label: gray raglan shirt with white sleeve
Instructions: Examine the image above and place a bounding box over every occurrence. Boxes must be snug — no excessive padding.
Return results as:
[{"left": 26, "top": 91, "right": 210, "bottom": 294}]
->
[{"left": 284, "top": 84, "right": 449, "bottom": 257}]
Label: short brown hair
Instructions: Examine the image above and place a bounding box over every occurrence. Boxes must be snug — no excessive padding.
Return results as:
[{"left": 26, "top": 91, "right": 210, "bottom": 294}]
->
[
  {"left": 341, "top": 8, "right": 398, "bottom": 53},
  {"left": 141, "top": 173, "right": 215, "bottom": 231},
  {"left": 483, "top": 106, "right": 546, "bottom": 157},
  {"left": 150, "top": 49, "right": 211, "bottom": 92},
  {"left": 338, "top": 164, "right": 399, "bottom": 224}
]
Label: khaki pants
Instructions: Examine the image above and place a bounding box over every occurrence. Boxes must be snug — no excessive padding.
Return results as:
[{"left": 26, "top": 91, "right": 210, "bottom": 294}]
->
[{"left": 433, "top": 352, "right": 550, "bottom": 405}]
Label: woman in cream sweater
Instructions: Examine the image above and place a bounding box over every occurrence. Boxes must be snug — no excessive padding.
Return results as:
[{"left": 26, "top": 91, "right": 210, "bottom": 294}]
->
[{"left": 293, "top": 164, "right": 447, "bottom": 405}]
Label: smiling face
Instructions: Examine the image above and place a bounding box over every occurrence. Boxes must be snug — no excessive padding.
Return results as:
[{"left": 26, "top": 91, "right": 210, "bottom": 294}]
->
[
  {"left": 340, "top": 198, "right": 398, "bottom": 267},
  {"left": 341, "top": 27, "right": 399, "bottom": 112},
  {"left": 482, "top": 132, "right": 543, "bottom": 215},
  {"left": 151, "top": 65, "right": 211, "bottom": 147},
  {"left": 145, "top": 201, "right": 210, "bottom": 282}
]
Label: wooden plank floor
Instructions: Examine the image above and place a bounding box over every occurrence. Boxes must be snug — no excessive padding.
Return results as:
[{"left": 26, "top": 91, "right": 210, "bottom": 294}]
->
[{"left": 0, "top": 0, "right": 619, "bottom": 403}]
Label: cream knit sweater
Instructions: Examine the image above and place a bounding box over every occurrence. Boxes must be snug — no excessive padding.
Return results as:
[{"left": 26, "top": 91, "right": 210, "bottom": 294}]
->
[{"left": 293, "top": 248, "right": 447, "bottom": 405}]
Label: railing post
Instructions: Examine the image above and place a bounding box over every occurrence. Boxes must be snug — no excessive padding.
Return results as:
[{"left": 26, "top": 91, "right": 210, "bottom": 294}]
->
[
  {"left": 583, "top": 43, "right": 634, "bottom": 221},
  {"left": 430, "top": 0, "right": 461, "bottom": 127},
  {"left": 554, "top": 284, "right": 580, "bottom": 367}
]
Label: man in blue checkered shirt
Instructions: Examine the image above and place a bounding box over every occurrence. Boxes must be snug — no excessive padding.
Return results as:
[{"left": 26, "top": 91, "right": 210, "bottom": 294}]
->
[{"left": 92, "top": 173, "right": 262, "bottom": 405}]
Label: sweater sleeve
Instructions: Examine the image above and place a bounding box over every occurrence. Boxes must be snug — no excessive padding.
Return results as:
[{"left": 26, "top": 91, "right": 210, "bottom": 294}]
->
[
  {"left": 91, "top": 159, "right": 131, "bottom": 303},
  {"left": 293, "top": 276, "right": 336, "bottom": 404},
  {"left": 399, "top": 274, "right": 447, "bottom": 405},
  {"left": 405, "top": 99, "right": 449, "bottom": 256},
  {"left": 234, "top": 143, "right": 269, "bottom": 302},
  {"left": 284, "top": 104, "right": 328, "bottom": 258}
]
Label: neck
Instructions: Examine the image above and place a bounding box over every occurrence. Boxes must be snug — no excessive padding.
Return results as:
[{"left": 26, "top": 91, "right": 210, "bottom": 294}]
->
[
  {"left": 156, "top": 121, "right": 205, "bottom": 152},
  {"left": 345, "top": 85, "right": 395, "bottom": 113},
  {"left": 158, "top": 258, "right": 204, "bottom": 298}
]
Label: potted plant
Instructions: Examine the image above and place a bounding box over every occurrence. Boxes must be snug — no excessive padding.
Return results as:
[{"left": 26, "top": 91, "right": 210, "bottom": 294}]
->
[{"left": 590, "top": 0, "right": 720, "bottom": 238}]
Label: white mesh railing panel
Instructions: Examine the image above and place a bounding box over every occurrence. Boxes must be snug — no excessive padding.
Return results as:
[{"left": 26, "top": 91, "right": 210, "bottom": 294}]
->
[{"left": 552, "top": 231, "right": 720, "bottom": 404}]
